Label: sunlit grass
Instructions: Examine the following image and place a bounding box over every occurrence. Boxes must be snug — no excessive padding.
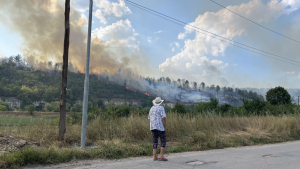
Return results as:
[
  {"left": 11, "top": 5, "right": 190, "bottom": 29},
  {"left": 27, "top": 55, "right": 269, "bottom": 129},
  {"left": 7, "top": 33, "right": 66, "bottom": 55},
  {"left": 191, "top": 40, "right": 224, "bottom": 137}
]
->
[{"left": 1, "top": 112, "right": 300, "bottom": 168}]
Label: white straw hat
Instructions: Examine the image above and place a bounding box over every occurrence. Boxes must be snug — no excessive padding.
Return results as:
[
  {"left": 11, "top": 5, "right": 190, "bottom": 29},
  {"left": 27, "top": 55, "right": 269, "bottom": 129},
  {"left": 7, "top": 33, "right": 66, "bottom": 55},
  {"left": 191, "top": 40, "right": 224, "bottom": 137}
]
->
[{"left": 152, "top": 97, "right": 164, "bottom": 106}]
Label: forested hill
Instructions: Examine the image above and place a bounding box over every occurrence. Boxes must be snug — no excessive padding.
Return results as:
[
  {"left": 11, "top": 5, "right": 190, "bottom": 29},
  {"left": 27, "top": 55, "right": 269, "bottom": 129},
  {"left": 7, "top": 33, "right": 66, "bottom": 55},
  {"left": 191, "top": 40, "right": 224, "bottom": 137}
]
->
[{"left": 0, "top": 63, "right": 155, "bottom": 109}]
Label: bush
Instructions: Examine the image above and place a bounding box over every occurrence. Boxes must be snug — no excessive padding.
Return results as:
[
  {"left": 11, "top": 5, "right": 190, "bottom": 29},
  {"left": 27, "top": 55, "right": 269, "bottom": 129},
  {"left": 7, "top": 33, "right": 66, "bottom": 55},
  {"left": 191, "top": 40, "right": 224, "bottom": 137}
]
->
[
  {"left": 70, "top": 103, "right": 82, "bottom": 112},
  {"left": 219, "top": 103, "right": 232, "bottom": 114},
  {"left": 194, "top": 98, "right": 218, "bottom": 113},
  {"left": 105, "top": 105, "right": 130, "bottom": 118},
  {"left": 0, "top": 100, "right": 9, "bottom": 111},
  {"left": 70, "top": 112, "right": 82, "bottom": 124},
  {"left": 97, "top": 99, "right": 105, "bottom": 109},
  {"left": 171, "top": 103, "right": 186, "bottom": 114},
  {"left": 266, "top": 86, "right": 291, "bottom": 105},
  {"left": 239, "top": 97, "right": 266, "bottom": 115},
  {"left": 0, "top": 105, "right": 7, "bottom": 111},
  {"left": 88, "top": 107, "right": 101, "bottom": 121},
  {"left": 44, "top": 101, "right": 60, "bottom": 112},
  {"left": 265, "top": 103, "right": 297, "bottom": 115},
  {"left": 25, "top": 105, "right": 36, "bottom": 115}
]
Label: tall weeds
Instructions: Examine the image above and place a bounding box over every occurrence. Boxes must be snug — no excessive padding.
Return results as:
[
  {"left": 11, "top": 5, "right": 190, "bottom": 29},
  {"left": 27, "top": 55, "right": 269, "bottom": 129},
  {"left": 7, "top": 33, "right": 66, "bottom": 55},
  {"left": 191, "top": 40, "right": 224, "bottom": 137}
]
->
[{"left": 1, "top": 112, "right": 300, "bottom": 147}]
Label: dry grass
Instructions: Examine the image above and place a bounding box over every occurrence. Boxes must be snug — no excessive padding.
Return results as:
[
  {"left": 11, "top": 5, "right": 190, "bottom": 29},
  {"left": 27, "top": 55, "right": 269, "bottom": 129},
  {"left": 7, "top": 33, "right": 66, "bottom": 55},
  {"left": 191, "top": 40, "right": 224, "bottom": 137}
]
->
[
  {"left": 1, "top": 113, "right": 300, "bottom": 168},
  {"left": 1, "top": 113, "right": 300, "bottom": 147}
]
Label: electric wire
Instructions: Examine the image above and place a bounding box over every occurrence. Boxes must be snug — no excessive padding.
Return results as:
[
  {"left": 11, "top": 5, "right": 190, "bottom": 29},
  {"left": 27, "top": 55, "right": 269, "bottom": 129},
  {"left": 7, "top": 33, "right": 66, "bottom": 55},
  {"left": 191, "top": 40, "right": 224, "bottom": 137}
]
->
[
  {"left": 209, "top": 0, "right": 300, "bottom": 44},
  {"left": 125, "top": 0, "right": 300, "bottom": 66}
]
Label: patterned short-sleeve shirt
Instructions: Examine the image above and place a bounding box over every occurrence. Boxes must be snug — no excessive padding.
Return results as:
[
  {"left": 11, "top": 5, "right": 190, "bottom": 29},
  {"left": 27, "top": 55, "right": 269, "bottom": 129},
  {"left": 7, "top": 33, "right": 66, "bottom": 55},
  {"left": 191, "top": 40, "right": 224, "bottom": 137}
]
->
[{"left": 148, "top": 105, "right": 166, "bottom": 131}]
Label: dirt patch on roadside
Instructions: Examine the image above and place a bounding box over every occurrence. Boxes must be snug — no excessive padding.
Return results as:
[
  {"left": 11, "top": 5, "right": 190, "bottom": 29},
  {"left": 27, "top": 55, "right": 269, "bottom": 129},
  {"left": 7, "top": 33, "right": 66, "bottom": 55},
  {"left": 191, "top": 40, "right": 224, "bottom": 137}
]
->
[{"left": 0, "top": 136, "right": 40, "bottom": 154}]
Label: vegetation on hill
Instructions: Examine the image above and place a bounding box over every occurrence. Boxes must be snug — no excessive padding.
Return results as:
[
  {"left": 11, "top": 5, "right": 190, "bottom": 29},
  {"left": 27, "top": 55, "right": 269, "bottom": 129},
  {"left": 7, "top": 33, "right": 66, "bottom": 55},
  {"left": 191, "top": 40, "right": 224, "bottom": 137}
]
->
[
  {"left": 0, "top": 57, "right": 155, "bottom": 110},
  {"left": 0, "top": 56, "right": 268, "bottom": 111}
]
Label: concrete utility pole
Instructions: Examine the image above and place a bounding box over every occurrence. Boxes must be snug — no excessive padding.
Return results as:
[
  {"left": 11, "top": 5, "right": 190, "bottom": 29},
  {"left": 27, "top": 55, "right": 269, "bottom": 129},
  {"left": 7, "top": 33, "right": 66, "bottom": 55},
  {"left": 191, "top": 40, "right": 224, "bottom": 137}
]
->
[
  {"left": 298, "top": 96, "right": 299, "bottom": 106},
  {"left": 81, "top": 0, "right": 93, "bottom": 148},
  {"left": 59, "top": 0, "right": 70, "bottom": 141}
]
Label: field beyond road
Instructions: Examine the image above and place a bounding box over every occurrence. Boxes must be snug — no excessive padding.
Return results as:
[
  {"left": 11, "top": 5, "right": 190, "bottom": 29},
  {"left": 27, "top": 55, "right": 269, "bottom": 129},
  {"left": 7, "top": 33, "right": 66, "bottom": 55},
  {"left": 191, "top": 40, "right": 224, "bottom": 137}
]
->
[{"left": 1, "top": 113, "right": 300, "bottom": 168}]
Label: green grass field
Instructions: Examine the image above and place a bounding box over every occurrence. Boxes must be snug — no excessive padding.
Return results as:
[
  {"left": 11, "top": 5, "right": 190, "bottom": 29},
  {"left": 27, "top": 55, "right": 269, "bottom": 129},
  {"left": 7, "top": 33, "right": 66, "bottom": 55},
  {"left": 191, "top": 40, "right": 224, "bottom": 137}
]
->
[{"left": 0, "top": 116, "right": 57, "bottom": 126}]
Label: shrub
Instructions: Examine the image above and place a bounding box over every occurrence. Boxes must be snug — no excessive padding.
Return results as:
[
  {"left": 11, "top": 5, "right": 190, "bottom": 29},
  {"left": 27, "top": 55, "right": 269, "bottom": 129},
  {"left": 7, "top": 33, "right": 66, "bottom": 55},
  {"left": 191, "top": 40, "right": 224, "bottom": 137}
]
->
[
  {"left": 0, "top": 100, "right": 9, "bottom": 111},
  {"left": 265, "top": 103, "right": 297, "bottom": 115},
  {"left": 239, "top": 97, "right": 266, "bottom": 115},
  {"left": 97, "top": 99, "right": 105, "bottom": 109},
  {"left": 25, "top": 104, "right": 36, "bottom": 115},
  {"left": 194, "top": 98, "right": 219, "bottom": 113},
  {"left": 70, "top": 112, "right": 82, "bottom": 124},
  {"left": 219, "top": 103, "right": 232, "bottom": 114},
  {"left": 266, "top": 86, "right": 291, "bottom": 105},
  {"left": 44, "top": 101, "right": 60, "bottom": 112},
  {"left": 171, "top": 103, "right": 186, "bottom": 114},
  {"left": 70, "top": 103, "right": 82, "bottom": 112},
  {"left": 88, "top": 107, "right": 101, "bottom": 121},
  {"left": 0, "top": 105, "right": 7, "bottom": 111},
  {"left": 105, "top": 105, "right": 130, "bottom": 118}
]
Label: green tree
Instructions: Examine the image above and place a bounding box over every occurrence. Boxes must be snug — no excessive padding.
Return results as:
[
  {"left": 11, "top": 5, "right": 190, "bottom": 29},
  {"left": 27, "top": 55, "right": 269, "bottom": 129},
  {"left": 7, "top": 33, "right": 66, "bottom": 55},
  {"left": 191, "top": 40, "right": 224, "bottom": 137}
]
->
[
  {"left": 266, "top": 86, "right": 291, "bottom": 105},
  {"left": 44, "top": 101, "right": 61, "bottom": 112},
  {"left": 0, "top": 105, "right": 7, "bottom": 111},
  {"left": 0, "top": 100, "right": 9, "bottom": 110},
  {"left": 25, "top": 104, "right": 36, "bottom": 115},
  {"left": 219, "top": 103, "right": 232, "bottom": 114},
  {"left": 171, "top": 103, "right": 186, "bottom": 114},
  {"left": 194, "top": 98, "right": 219, "bottom": 113},
  {"left": 97, "top": 99, "right": 105, "bottom": 109},
  {"left": 240, "top": 97, "right": 266, "bottom": 115},
  {"left": 71, "top": 103, "right": 82, "bottom": 112}
]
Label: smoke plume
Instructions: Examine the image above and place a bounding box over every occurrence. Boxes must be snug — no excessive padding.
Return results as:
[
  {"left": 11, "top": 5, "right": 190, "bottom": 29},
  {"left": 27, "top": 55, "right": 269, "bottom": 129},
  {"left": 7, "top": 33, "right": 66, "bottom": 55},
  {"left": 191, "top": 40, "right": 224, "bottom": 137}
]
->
[{"left": 0, "top": 0, "right": 150, "bottom": 75}]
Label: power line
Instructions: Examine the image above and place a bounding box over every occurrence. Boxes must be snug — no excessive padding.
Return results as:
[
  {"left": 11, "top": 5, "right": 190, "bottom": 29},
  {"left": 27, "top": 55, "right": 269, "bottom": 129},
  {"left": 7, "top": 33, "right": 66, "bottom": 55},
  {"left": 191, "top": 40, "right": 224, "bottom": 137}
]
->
[
  {"left": 209, "top": 0, "right": 300, "bottom": 44},
  {"left": 125, "top": 0, "right": 300, "bottom": 66}
]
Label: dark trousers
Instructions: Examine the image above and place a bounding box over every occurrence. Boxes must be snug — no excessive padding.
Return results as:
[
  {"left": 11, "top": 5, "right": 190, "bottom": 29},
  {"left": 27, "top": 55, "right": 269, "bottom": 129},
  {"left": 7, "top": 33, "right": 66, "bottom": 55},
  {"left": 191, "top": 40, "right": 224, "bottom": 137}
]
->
[{"left": 151, "top": 129, "right": 166, "bottom": 149}]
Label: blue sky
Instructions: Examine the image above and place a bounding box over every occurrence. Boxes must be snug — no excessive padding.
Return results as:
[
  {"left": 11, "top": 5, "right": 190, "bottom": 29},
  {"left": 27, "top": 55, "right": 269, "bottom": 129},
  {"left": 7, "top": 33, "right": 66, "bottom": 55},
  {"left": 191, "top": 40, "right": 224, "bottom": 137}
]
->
[{"left": 0, "top": 0, "right": 300, "bottom": 88}]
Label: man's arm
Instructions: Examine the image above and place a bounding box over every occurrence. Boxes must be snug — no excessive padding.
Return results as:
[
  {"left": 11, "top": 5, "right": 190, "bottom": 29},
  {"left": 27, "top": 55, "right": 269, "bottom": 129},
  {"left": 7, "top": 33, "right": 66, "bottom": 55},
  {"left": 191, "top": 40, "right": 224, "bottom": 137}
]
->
[{"left": 162, "top": 117, "right": 166, "bottom": 130}]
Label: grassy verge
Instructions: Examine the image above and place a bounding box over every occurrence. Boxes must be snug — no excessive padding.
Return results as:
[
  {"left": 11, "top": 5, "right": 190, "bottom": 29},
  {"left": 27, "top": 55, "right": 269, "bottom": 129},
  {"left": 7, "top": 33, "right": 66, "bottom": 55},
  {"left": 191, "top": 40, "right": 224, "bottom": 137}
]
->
[{"left": 1, "top": 113, "right": 300, "bottom": 168}]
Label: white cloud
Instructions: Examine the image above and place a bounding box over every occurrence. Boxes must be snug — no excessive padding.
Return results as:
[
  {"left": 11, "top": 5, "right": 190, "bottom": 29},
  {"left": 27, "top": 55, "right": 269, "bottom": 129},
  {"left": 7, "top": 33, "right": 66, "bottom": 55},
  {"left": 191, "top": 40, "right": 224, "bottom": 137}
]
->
[
  {"left": 178, "top": 32, "right": 186, "bottom": 39},
  {"left": 281, "top": 0, "right": 300, "bottom": 14},
  {"left": 92, "top": 19, "right": 140, "bottom": 50},
  {"left": 160, "top": 0, "right": 300, "bottom": 85},
  {"left": 155, "top": 30, "right": 162, "bottom": 34},
  {"left": 170, "top": 42, "right": 180, "bottom": 51},
  {"left": 147, "top": 36, "right": 159, "bottom": 43},
  {"left": 286, "top": 71, "right": 296, "bottom": 74},
  {"left": 93, "top": 0, "right": 131, "bottom": 24},
  {"left": 174, "top": 42, "right": 180, "bottom": 48},
  {"left": 94, "top": 9, "right": 107, "bottom": 24}
]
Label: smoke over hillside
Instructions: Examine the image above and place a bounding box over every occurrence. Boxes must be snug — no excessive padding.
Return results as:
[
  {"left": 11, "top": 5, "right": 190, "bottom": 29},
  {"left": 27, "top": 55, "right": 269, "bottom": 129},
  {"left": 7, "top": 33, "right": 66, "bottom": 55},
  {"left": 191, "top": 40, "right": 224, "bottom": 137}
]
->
[
  {"left": 0, "top": 0, "right": 150, "bottom": 75},
  {"left": 3, "top": 55, "right": 300, "bottom": 106}
]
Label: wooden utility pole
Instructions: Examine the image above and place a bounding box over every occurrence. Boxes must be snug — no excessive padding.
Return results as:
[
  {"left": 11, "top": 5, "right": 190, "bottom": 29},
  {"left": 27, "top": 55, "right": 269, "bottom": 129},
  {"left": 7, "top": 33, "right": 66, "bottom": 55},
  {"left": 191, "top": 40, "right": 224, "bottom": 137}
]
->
[
  {"left": 298, "top": 96, "right": 299, "bottom": 106},
  {"left": 124, "top": 82, "right": 127, "bottom": 106},
  {"left": 59, "top": 0, "right": 70, "bottom": 141}
]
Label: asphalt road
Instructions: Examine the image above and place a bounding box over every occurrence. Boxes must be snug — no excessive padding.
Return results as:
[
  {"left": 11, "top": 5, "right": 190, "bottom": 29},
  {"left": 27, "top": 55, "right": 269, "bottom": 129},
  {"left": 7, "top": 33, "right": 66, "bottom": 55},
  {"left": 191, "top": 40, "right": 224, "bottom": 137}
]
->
[{"left": 24, "top": 141, "right": 300, "bottom": 169}]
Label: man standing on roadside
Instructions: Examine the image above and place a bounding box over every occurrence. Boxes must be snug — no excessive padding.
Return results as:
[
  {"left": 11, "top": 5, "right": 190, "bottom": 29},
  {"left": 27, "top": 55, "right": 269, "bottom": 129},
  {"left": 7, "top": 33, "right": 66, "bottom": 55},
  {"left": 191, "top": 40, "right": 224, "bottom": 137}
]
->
[{"left": 148, "top": 97, "right": 167, "bottom": 161}]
